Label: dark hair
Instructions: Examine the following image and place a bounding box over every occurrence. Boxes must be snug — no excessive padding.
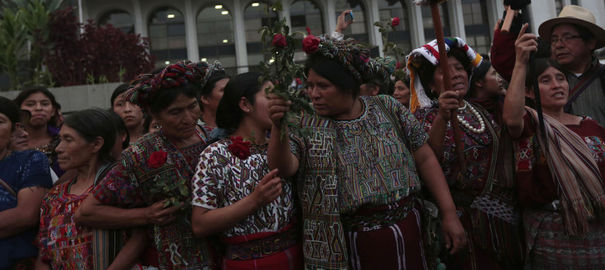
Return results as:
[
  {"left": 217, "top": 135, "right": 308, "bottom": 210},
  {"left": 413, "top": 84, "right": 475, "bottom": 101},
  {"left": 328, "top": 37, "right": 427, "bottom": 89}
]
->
[
  {"left": 63, "top": 108, "right": 118, "bottom": 162},
  {"left": 14, "top": 86, "right": 61, "bottom": 127},
  {"left": 215, "top": 72, "right": 265, "bottom": 133},
  {"left": 525, "top": 57, "right": 566, "bottom": 89},
  {"left": 0, "top": 96, "right": 20, "bottom": 130},
  {"left": 109, "top": 110, "right": 130, "bottom": 149},
  {"left": 416, "top": 47, "right": 472, "bottom": 99},
  {"left": 467, "top": 60, "right": 492, "bottom": 98},
  {"left": 200, "top": 71, "right": 229, "bottom": 98},
  {"left": 148, "top": 83, "right": 200, "bottom": 114},
  {"left": 305, "top": 55, "right": 361, "bottom": 97},
  {"left": 110, "top": 84, "right": 130, "bottom": 108}
]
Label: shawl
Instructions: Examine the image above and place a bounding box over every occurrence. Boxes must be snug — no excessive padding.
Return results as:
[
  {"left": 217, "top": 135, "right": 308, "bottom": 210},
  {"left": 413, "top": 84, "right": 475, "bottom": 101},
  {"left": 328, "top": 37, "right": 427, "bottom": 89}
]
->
[{"left": 526, "top": 107, "right": 605, "bottom": 235}]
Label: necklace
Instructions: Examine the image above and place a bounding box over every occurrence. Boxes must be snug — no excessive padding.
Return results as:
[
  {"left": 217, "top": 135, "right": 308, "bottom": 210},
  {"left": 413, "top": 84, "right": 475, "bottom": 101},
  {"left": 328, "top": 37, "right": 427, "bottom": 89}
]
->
[{"left": 456, "top": 100, "right": 486, "bottom": 134}]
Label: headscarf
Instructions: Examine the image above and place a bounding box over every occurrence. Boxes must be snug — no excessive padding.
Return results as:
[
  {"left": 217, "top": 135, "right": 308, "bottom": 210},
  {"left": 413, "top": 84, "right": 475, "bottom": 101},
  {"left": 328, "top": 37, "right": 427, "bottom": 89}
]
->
[
  {"left": 125, "top": 61, "right": 211, "bottom": 108},
  {"left": 406, "top": 37, "right": 482, "bottom": 112}
]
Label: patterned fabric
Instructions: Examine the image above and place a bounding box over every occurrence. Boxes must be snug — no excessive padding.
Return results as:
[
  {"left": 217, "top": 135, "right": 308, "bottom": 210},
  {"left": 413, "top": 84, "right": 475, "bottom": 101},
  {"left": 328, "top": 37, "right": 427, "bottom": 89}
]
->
[
  {"left": 288, "top": 95, "right": 427, "bottom": 269},
  {"left": 515, "top": 113, "right": 605, "bottom": 268},
  {"left": 304, "top": 35, "right": 391, "bottom": 87},
  {"left": 406, "top": 37, "right": 483, "bottom": 113},
  {"left": 93, "top": 129, "right": 214, "bottom": 270},
  {"left": 126, "top": 61, "right": 211, "bottom": 108},
  {"left": 0, "top": 150, "right": 52, "bottom": 269},
  {"left": 414, "top": 101, "right": 523, "bottom": 269},
  {"left": 196, "top": 120, "right": 215, "bottom": 140},
  {"left": 525, "top": 108, "right": 605, "bottom": 234},
  {"left": 523, "top": 208, "right": 605, "bottom": 269},
  {"left": 192, "top": 138, "right": 295, "bottom": 237},
  {"left": 38, "top": 177, "right": 95, "bottom": 269},
  {"left": 344, "top": 200, "right": 427, "bottom": 270}
]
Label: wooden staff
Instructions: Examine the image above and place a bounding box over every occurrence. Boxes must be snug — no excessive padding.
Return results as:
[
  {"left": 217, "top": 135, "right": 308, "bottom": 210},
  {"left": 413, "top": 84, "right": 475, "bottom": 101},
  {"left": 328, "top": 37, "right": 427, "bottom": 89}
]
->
[{"left": 424, "top": 0, "right": 466, "bottom": 168}]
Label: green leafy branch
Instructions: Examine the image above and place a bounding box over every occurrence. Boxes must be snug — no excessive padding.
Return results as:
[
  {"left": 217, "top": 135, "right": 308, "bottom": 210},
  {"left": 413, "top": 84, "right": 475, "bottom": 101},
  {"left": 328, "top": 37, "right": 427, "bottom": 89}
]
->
[
  {"left": 374, "top": 17, "right": 407, "bottom": 80},
  {"left": 258, "top": 3, "right": 313, "bottom": 140}
]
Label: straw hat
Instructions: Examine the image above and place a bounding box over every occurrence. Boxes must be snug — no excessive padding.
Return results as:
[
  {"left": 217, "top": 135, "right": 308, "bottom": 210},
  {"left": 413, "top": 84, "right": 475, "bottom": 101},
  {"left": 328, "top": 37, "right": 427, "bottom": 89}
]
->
[{"left": 538, "top": 5, "right": 605, "bottom": 49}]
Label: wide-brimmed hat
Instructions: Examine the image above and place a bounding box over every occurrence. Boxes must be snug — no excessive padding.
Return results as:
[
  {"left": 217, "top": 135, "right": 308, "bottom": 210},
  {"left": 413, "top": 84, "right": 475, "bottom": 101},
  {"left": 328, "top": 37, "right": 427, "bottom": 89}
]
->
[{"left": 538, "top": 5, "right": 605, "bottom": 49}]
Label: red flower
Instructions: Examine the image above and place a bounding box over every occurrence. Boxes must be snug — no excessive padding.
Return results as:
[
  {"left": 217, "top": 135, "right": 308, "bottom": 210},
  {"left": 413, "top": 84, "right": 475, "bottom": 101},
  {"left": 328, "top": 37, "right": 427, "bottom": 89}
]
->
[
  {"left": 303, "top": 35, "right": 320, "bottom": 54},
  {"left": 148, "top": 150, "right": 167, "bottom": 168},
  {"left": 228, "top": 137, "right": 252, "bottom": 160},
  {"left": 272, "top": 33, "right": 287, "bottom": 48},
  {"left": 295, "top": 78, "right": 302, "bottom": 85},
  {"left": 396, "top": 61, "right": 403, "bottom": 70},
  {"left": 391, "top": 17, "right": 400, "bottom": 27},
  {"left": 306, "top": 27, "right": 311, "bottom": 35}
]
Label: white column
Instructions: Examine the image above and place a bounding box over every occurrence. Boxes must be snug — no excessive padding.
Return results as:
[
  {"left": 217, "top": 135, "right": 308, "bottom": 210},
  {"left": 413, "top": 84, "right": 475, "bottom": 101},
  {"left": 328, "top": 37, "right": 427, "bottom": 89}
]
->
[
  {"left": 367, "top": 0, "right": 383, "bottom": 54},
  {"left": 133, "top": 0, "right": 146, "bottom": 37},
  {"left": 233, "top": 0, "right": 248, "bottom": 73},
  {"left": 486, "top": 0, "right": 506, "bottom": 35},
  {"left": 447, "top": 0, "right": 466, "bottom": 40},
  {"left": 527, "top": 0, "right": 557, "bottom": 34},
  {"left": 324, "top": 0, "right": 336, "bottom": 34},
  {"left": 184, "top": 0, "right": 199, "bottom": 62},
  {"left": 579, "top": 0, "right": 605, "bottom": 28},
  {"left": 408, "top": 2, "right": 425, "bottom": 47},
  {"left": 281, "top": 0, "right": 292, "bottom": 32},
  {"left": 562, "top": 0, "right": 572, "bottom": 6}
]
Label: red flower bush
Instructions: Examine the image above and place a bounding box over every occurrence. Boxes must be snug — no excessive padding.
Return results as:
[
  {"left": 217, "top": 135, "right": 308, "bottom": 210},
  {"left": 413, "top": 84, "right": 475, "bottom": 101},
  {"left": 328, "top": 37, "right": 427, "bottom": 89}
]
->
[
  {"left": 303, "top": 35, "right": 320, "bottom": 54},
  {"left": 396, "top": 61, "right": 404, "bottom": 70},
  {"left": 228, "top": 137, "right": 252, "bottom": 160},
  {"left": 391, "top": 17, "right": 400, "bottom": 27},
  {"left": 148, "top": 150, "right": 168, "bottom": 168},
  {"left": 272, "top": 33, "right": 287, "bottom": 48}
]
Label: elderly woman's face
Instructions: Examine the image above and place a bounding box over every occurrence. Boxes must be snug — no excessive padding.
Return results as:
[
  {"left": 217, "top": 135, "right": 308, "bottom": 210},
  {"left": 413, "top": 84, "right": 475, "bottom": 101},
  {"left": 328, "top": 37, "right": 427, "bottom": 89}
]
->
[
  {"left": 306, "top": 69, "right": 356, "bottom": 120},
  {"left": 430, "top": 56, "right": 469, "bottom": 96},
  {"left": 0, "top": 113, "right": 12, "bottom": 152},
  {"left": 154, "top": 94, "right": 200, "bottom": 141},
  {"left": 55, "top": 125, "right": 100, "bottom": 171}
]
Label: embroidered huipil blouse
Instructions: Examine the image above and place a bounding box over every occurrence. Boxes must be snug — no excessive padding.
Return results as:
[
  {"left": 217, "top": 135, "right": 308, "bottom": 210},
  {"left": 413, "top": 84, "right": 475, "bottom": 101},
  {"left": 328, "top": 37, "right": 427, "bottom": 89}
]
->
[
  {"left": 192, "top": 139, "right": 295, "bottom": 238},
  {"left": 289, "top": 95, "right": 428, "bottom": 268}
]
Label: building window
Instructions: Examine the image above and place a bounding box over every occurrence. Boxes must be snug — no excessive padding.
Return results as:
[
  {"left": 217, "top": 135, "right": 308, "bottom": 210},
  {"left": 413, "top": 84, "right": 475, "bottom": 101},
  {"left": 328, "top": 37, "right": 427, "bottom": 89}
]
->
[
  {"left": 245, "top": 1, "right": 278, "bottom": 71},
  {"left": 334, "top": 0, "right": 369, "bottom": 43},
  {"left": 378, "top": 0, "right": 412, "bottom": 55},
  {"left": 290, "top": 0, "right": 324, "bottom": 62},
  {"left": 148, "top": 7, "right": 187, "bottom": 67},
  {"left": 197, "top": 3, "right": 236, "bottom": 75},
  {"left": 98, "top": 9, "right": 134, "bottom": 34},
  {"left": 462, "top": 0, "right": 490, "bottom": 54},
  {"left": 421, "top": 3, "right": 450, "bottom": 43}
]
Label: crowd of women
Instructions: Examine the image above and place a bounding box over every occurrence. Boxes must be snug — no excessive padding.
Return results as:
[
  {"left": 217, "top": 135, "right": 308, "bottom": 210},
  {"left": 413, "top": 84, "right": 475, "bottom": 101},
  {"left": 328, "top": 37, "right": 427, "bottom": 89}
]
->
[{"left": 1, "top": 3, "right": 605, "bottom": 270}]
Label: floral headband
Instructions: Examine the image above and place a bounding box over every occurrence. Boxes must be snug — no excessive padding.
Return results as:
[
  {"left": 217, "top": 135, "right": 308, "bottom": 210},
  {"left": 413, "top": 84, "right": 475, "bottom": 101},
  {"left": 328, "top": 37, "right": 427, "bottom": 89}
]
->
[
  {"left": 125, "top": 61, "right": 212, "bottom": 107},
  {"left": 406, "top": 37, "right": 482, "bottom": 112}
]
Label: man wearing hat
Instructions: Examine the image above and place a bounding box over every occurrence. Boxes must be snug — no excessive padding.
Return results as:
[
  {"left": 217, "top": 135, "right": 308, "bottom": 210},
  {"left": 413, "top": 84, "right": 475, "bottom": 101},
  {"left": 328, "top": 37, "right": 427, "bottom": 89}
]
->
[{"left": 492, "top": 5, "right": 605, "bottom": 126}]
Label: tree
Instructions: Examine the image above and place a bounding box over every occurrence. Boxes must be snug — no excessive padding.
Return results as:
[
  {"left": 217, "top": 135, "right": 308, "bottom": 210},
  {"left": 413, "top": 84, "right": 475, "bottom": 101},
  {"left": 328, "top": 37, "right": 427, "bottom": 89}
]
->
[{"left": 44, "top": 7, "right": 154, "bottom": 86}]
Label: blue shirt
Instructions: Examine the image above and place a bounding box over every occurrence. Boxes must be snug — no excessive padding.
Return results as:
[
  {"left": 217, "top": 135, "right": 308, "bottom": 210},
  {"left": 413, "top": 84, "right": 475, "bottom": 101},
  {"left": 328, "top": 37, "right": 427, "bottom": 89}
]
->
[{"left": 0, "top": 150, "right": 52, "bottom": 268}]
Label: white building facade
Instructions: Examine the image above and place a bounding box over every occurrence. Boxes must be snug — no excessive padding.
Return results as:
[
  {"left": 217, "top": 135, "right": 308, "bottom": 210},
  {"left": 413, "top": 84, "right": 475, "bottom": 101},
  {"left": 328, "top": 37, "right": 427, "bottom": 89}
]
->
[{"left": 79, "top": 0, "right": 605, "bottom": 74}]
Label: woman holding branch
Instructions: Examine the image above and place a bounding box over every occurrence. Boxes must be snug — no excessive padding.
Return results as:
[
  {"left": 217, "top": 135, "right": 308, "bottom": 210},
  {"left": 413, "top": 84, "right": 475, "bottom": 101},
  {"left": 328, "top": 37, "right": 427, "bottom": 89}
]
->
[{"left": 267, "top": 36, "right": 465, "bottom": 269}]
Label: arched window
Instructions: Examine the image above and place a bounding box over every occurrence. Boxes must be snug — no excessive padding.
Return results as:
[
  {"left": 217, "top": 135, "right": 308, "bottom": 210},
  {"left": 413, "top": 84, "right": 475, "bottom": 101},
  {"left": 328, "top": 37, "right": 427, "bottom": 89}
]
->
[
  {"left": 290, "top": 0, "right": 324, "bottom": 62},
  {"left": 462, "top": 0, "right": 490, "bottom": 54},
  {"left": 197, "top": 3, "right": 236, "bottom": 75},
  {"left": 378, "top": 0, "right": 412, "bottom": 55},
  {"left": 334, "top": 0, "right": 369, "bottom": 43},
  {"left": 421, "top": 4, "right": 450, "bottom": 43},
  {"left": 244, "top": 1, "right": 278, "bottom": 71},
  {"left": 148, "top": 7, "right": 186, "bottom": 67},
  {"left": 98, "top": 9, "right": 134, "bottom": 33}
]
